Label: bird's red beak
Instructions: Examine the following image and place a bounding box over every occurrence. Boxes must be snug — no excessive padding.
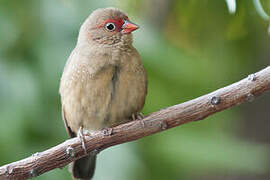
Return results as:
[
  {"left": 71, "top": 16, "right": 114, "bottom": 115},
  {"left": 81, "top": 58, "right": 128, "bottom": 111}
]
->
[{"left": 121, "top": 20, "right": 139, "bottom": 34}]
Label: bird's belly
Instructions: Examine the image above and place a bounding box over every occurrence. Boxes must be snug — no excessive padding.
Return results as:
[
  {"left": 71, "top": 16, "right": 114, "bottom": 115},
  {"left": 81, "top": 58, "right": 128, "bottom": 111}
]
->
[
  {"left": 62, "top": 67, "right": 114, "bottom": 132},
  {"left": 62, "top": 66, "right": 146, "bottom": 132},
  {"left": 107, "top": 69, "right": 146, "bottom": 126}
]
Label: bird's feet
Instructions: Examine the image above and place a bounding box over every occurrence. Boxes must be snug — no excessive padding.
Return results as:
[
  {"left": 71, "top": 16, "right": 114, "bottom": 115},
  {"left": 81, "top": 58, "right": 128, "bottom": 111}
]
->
[
  {"left": 77, "top": 126, "right": 89, "bottom": 154},
  {"left": 132, "top": 112, "right": 144, "bottom": 120},
  {"left": 132, "top": 112, "right": 145, "bottom": 127}
]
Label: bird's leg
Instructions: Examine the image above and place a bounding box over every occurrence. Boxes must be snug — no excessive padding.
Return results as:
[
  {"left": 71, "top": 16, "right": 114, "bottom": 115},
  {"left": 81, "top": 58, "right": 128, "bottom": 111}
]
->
[
  {"left": 132, "top": 112, "right": 144, "bottom": 120},
  {"left": 132, "top": 113, "right": 136, "bottom": 121},
  {"left": 132, "top": 112, "right": 145, "bottom": 127},
  {"left": 137, "top": 112, "right": 144, "bottom": 120},
  {"left": 77, "top": 126, "right": 87, "bottom": 154}
]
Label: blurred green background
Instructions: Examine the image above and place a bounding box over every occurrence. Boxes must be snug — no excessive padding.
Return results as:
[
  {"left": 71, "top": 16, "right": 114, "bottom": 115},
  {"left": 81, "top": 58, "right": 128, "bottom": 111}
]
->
[{"left": 0, "top": 0, "right": 270, "bottom": 179}]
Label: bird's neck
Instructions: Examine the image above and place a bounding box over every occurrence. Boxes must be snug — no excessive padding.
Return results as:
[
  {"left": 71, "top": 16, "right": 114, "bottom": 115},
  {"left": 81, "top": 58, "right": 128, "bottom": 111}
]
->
[{"left": 76, "top": 40, "right": 134, "bottom": 55}]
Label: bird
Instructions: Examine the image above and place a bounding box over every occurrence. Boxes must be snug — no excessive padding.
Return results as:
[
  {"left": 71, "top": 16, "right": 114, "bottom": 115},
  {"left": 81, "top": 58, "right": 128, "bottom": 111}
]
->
[{"left": 59, "top": 7, "right": 147, "bottom": 179}]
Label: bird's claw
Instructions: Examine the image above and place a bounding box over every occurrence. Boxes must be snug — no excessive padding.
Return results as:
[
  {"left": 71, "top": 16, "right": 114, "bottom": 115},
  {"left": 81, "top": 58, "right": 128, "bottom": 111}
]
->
[
  {"left": 132, "top": 112, "right": 144, "bottom": 120},
  {"left": 132, "top": 112, "right": 145, "bottom": 127},
  {"left": 137, "top": 112, "right": 144, "bottom": 120}
]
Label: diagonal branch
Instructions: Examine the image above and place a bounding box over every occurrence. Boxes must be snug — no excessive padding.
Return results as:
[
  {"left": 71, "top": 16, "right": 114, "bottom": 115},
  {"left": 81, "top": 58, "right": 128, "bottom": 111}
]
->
[{"left": 1, "top": 66, "right": 270, "bottom": 180}]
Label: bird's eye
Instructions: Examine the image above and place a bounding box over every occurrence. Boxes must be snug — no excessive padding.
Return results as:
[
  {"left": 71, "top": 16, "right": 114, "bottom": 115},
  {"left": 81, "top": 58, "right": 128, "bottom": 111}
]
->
[{"left": 105, "top": 23, "right": 116, "bottom": 31}]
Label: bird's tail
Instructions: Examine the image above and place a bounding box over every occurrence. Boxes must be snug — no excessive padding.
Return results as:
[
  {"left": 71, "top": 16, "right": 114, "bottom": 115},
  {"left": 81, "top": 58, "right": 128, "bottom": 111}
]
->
[{"left": 69, "top": 154, "right": 97, "bottom": 180}]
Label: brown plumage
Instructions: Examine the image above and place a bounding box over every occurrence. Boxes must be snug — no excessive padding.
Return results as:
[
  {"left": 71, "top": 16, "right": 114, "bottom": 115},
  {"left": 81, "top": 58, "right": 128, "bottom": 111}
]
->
[{"left": 59, "top": 7, "right": 147, "bottom": 179}]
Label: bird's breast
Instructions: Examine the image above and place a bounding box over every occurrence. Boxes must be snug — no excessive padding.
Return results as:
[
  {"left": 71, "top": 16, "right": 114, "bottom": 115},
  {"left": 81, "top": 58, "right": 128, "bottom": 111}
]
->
[{"left": 60, "top": 49, "right": 146, "bottom": 132}]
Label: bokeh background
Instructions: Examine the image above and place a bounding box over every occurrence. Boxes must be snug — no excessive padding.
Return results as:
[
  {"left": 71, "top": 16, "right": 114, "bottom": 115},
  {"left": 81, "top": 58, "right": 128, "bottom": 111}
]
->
[{"left": 0, "top": 0, "right": 270, "bottom": 179}]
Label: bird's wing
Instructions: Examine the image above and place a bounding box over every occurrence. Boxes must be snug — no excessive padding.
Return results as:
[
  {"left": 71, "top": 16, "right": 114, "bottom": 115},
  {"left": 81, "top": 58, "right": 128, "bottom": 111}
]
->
[
  {"left": 59, "top": 48, "right": 114, "bottom": 135},
  {"left": 60, "top": 49, "right": 77, "bottom": 138},
  {"left": 61, "top": 105, "right": 76, "bottom": 138}
]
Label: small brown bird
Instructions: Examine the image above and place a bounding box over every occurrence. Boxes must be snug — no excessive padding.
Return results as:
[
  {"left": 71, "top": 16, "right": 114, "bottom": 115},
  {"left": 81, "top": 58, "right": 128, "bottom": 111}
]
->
[{"left": 59, "top": 7, "right": 147, "bottom": 179}]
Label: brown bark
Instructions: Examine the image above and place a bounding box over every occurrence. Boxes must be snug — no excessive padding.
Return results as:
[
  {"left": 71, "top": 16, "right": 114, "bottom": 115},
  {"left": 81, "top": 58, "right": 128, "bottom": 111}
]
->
[{"left": 0, "top": 66, "right": 270, "bottom": 180}]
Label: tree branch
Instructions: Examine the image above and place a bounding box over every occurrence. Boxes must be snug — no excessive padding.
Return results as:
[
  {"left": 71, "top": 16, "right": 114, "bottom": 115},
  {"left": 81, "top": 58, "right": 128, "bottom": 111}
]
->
[{"left": 1, "top": 66, "right": 270, "bottom": 180}]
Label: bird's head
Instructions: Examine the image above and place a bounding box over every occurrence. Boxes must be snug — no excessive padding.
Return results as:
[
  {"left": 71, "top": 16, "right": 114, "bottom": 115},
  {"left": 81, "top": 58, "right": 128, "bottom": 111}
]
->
[{"left": 78, "top": 7, "right": 139, "bottom": 46}]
